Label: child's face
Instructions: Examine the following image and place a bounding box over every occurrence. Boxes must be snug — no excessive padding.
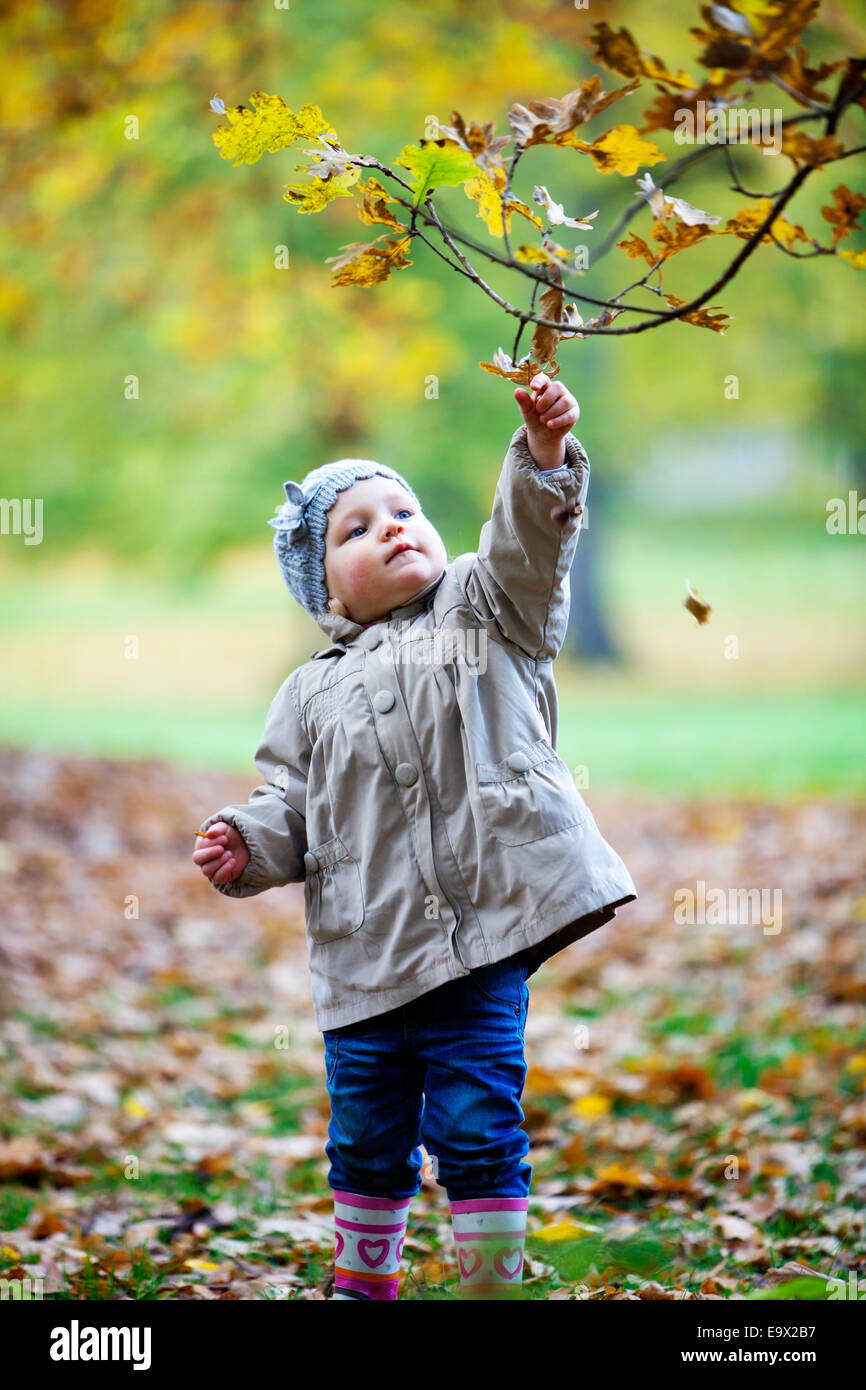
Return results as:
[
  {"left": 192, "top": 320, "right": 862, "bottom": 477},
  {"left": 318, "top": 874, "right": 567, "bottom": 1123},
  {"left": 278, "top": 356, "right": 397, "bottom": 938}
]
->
[{"left": 323, "top": 475, "right": 447, "bottom": 625}]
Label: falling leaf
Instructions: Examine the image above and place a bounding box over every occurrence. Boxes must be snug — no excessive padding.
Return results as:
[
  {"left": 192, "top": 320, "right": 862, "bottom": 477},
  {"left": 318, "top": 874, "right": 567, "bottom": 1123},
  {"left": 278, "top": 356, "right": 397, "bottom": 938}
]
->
[
  {"left": 212, "top": 92, "right": 337, "bottom": 168},
  {"left": 393, "top": 141, "right": 478, "bottom": 206},
  {"left": 570, "top": 125, "right": 667, "bottom": 177},
  {"left": 684, "top": 581, "right": 713, "bottom": 622},
  {"left": 821, "top": 185, "right": 866, "bottom": 244}
]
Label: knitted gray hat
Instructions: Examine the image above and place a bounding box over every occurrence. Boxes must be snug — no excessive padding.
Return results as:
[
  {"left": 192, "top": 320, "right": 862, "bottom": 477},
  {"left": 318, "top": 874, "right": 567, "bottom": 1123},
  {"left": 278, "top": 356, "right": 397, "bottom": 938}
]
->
[{"left": 267, "top": 457, "right": 422, "bottom": 617}]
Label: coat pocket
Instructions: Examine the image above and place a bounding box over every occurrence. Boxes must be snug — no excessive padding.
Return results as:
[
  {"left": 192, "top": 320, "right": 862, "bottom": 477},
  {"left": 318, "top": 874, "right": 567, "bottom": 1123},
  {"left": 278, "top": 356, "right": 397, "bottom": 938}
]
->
[
  {"left": 303, "top": 836, "right": 365, "bottom": 944},
  {"left": 475, "top": 738, "right": 589, "bottom": 847}
]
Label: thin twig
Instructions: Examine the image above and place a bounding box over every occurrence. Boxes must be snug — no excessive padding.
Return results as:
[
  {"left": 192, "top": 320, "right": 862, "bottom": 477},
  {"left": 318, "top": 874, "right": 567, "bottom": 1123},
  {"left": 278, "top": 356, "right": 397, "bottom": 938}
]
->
[
  {"left": 340, "top": 73, "right": 864, "bottom": 340},
  {"left": 766, "top": 228, "right": 833, "bottom": 258}
]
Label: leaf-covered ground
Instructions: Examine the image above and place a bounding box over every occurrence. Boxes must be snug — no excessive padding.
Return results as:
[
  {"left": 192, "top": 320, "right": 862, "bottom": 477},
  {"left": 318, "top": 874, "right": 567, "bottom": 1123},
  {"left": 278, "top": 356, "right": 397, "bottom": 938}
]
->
[{"left": 1, "top": 747, "right": 864, "bottom": 1300}]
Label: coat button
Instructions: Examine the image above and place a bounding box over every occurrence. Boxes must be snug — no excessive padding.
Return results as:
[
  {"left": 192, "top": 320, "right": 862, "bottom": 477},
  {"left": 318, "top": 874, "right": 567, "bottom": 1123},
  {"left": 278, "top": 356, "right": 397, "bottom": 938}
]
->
[
  {"left": 373, "top": 690, "right": 395, "bottom": 713},
  {"left": 362, "top": 628, "right": 382, "bottom": 650},
  {"left": 507, "top": 750, "right": 531, "bottom": 772},
  {"left": 394, "top": 762, "right": 418, "bottom": 786},
  {"left": 304, "top": 851, "right": 319, "bottom": 874}
]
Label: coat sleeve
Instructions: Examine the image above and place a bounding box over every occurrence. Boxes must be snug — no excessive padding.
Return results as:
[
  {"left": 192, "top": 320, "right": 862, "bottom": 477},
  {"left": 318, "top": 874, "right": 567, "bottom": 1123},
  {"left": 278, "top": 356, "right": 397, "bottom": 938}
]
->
[
  {"left": 196, "top": 675, "right": 311, "bottom": 899},
  {"left": 461, "top": 422, "right": 590, "bottom": 660}
]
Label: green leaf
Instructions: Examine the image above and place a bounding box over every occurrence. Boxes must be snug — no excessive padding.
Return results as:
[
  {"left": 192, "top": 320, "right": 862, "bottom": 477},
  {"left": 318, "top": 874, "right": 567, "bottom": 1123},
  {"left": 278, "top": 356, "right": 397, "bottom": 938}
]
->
[{"left": 393, "top": 142, "right": 479, "bottom": 206}]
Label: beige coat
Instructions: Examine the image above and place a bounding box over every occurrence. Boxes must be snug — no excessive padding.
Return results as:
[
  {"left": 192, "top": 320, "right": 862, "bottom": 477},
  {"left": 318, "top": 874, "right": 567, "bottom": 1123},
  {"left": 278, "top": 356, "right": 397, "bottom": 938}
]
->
[{"left": 198, "top": 424, "right": 637, "bottom": 1030}]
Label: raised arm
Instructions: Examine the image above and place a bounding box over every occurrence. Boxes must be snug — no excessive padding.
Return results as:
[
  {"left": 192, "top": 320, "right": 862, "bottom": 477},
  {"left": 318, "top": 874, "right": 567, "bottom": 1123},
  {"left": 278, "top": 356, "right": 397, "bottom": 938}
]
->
[
  {"left": 462, "top": 375, "right": 590, "bottom": 661},
  {"left": 196, "top": 674, "right": 311, "bottom": 898}
]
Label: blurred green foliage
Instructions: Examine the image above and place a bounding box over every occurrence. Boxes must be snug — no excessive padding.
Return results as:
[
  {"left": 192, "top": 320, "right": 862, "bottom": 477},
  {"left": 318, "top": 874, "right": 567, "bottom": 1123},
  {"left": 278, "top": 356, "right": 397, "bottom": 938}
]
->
[
  {"left": 1, "top": 0, "right": 864, "bottom": 791},
  {"left": 2, "top": 0, "right": 864, "bottom": 577}
]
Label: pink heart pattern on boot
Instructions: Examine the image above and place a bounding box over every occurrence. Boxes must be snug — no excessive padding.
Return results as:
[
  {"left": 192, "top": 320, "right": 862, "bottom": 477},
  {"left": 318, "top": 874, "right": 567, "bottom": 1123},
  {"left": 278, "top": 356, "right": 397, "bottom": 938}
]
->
[
  {"left": 493, "top": 1247, "right": 522, "bottom": 1279},
  {"left": 334, "top": 1231, "right": 344, "bottom": 1260},
  {"left": 358, "top": 1237, "right": 390, "bottom": 1268},
  {"left": 458, "top": 1246, "right": 482, "bottom": 1278}
]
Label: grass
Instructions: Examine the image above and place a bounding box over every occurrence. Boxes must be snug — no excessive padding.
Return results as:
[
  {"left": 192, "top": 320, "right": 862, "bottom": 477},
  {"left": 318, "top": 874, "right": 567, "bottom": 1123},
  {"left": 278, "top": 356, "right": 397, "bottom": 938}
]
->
[{"left": 1, "top": 510, "right": 863, "bottom": 795}]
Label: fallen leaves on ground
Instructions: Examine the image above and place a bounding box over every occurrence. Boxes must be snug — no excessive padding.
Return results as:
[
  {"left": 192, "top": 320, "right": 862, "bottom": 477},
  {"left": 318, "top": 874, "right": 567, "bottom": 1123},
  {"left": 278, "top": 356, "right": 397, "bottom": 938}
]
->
[{"left": 0, "top": 748, "right": 864, "bottom": 1300}]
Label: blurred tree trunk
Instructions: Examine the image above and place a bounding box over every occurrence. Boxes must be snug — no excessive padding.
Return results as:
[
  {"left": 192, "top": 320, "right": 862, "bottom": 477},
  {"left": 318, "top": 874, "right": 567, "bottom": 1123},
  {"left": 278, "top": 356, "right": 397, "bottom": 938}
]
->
[{"left": 563, "top": 469, "right": 622, "bottom": 664}]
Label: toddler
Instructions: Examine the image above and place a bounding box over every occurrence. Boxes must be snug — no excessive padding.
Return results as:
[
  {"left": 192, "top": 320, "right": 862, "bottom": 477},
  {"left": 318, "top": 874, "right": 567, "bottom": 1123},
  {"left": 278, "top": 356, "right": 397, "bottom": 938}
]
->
[{"left": 193, "top": 373, "right": 637, "bottom": 1300}]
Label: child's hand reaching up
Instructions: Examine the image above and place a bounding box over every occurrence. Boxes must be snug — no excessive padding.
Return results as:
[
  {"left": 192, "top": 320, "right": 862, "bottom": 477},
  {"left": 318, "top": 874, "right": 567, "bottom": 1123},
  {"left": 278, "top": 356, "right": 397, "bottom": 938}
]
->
[
  {"left": 513, "top": 373, "right": 579, "bottom": 470},
  {"left": 193, "top": 822, "right": 250, "bottom": 886}
]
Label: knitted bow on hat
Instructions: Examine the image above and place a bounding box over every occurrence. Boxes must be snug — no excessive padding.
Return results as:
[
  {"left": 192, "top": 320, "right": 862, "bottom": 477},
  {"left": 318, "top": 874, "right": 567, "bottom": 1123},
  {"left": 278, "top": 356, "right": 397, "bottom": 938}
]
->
[{"left": 267, "top": 480, "right": 311, "bottom": 541}]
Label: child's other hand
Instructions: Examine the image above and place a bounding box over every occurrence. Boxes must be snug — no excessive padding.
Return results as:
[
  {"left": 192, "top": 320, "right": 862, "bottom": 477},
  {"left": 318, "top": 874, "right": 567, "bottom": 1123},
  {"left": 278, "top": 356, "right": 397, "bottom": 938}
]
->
[{"left": 193, "top": 822, "right": 250, "bottom": 885}]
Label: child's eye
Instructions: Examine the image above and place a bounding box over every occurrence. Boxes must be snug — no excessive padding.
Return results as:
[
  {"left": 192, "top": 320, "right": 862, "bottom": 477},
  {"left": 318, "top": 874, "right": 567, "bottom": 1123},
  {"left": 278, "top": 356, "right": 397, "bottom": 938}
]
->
[{"left": 347, "top": 509, "right": 411, "bottom": 539}]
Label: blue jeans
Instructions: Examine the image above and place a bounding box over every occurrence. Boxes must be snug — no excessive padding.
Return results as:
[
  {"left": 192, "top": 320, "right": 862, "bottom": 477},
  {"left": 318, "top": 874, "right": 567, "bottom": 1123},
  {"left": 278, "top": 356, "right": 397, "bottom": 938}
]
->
[{"left": 323, "top": 954, "right": 532, "bottom": 1203}]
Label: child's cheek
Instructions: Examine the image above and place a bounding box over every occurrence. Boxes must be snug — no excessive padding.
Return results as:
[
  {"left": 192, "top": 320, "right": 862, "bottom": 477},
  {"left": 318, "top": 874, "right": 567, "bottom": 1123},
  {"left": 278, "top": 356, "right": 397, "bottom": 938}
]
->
[{"left": 342, "top": 548, "right": 378, "bottom": 602}]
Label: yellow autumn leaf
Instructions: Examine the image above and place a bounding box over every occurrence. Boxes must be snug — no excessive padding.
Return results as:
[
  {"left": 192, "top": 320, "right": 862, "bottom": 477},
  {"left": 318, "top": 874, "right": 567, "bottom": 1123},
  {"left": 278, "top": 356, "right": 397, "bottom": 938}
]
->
[
  {"left": 845, "top": 1053, "right": 866, "bottom": 1072},
  {"left": 534, "top": 1219, "right": 594, "bottom": 1243},
  {"left": 570, "top": 125, "right": 666, "bottom": 176},
  {"left": 283, "top": 169, "right": 358, "bottom": 214},
  {"left": 1, "top": 1245, "right": 20, "bottom": 1260},
  {"left": 734, "top": 1088, "right": 774, "bottom": 1111},
  {"left": 212, "top": 92, "right": 337, "bottom": 167},
  {"left": 478, "top": 352, "right": 560, "bottom": 385},
  {"left": 326, "top": 235, "right": 413, "bottom": 287},
  {"left": 463, "top": 167, "right": 542, "bottom": 237},
  {"left": 724, "top": 198, "right": 809, "bottom": 248},
  {"left": 355, "top": 176, "right": 405, "bottom": 231},
  {"left": 780, "top": 130, "right": 845, "bottom": 169},
  {"left": 514, "top": 243, "right": 572, "bottom": 267},
  {"left": 587, "top": 22, "right": 697, "bottom": 90},
  {"left": 651, "top": 219, "right": 720, "bottom": 259},
  {"left": 839, "top": 247, "right": 866, "bottom": 268},
  {"left": 184, "top": 1259, "right": 220, "bottom": 1271},
  {"left": 663, "top": 292, "right": 731, "bottom": 334},
  {"left": 616, "top": 231, "right": 658, "bottom": 267},
  {"left": 822, "top": 185, "right": 866, "bottom": 243},
  {"left": 123, "top": 1097, "right": 150, "bottom": 1118},
  {"left": 570, "top": 1093, "right": 612, "bottom": 1117}
]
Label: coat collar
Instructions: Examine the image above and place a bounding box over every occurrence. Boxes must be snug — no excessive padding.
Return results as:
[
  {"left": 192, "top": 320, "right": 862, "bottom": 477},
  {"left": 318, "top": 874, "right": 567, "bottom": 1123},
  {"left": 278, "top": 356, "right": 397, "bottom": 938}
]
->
[{"left": 309, "top": 567, "right": 447, "bottom": 658}]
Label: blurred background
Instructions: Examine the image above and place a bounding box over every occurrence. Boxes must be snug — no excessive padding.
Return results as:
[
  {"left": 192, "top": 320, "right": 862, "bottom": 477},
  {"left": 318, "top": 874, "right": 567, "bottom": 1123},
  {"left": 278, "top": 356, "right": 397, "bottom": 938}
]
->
[
  {"left": 2, "top": 0, "right": 866, "bottom": 1304},
  {"left": 1, "top": 0, "right": 864, "bottom": 795}
]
